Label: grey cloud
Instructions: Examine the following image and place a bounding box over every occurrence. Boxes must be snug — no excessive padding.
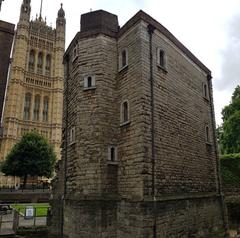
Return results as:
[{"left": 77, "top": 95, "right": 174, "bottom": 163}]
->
[{"left": 215, "top": 14, "right": 240, "bottom": 91}]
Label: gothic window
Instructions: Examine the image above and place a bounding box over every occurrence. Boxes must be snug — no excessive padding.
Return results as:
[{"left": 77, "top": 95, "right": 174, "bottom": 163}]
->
[
  {"left": 84, "top": 75, "right": 96, "bottom": 90},
  {"left": 121, "top": 100, "right": 130, "bottom": 125},
  {"left": 23, "top": 93, "right": 31, "bottom": 120},
  {"left": 28, "top": 50, "right": 35, "bottom": 72},
  {"left": 119, "top": 48, "right": 128, "bottom": 70},
  {"left": 33, "top": 95, "right": 41, "bottom": 121},
  {"left": 108, "top": 146, "right": 117, "bottom": 162},
  {"left": 37, "top": 52, "right": 43, "bottom": 74},
  {"left": 157, "top": 48, "right": 167, "bottom": 69},
  {"left": 45, "top": 54, "right": 51, "bottom": 76},
  {"left": 42, "top": 96, "right": 49, "bottom": 122}
]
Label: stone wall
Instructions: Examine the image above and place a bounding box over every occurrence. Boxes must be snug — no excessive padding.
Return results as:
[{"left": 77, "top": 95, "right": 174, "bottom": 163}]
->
[
  {"left": 51, "top": 10, "right": 226, "bottom": 238},
  {"left": 0, "top": 20, "right": 14, "bottom": 123}
]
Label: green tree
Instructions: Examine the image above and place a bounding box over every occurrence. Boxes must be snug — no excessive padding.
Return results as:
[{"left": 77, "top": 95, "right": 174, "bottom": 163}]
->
[
  {"left": 220, "top": 85, "right": 240, "bottom": 154},
  {"left": 1, "top": 132, "right": 56, "bottom": 188}
]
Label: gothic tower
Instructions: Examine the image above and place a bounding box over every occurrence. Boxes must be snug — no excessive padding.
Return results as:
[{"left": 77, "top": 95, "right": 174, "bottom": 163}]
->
[{"left": 0, "top": 0, "right": 66, "bottom": 186}]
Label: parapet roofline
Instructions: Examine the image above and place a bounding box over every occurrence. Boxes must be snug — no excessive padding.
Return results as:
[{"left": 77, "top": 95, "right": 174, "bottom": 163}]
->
[
  {"left": 64, "top": 9, "right": 211, "bottom": 75},
  {"left": 119, "top": 10, "right": 211, "bottom": 75}
]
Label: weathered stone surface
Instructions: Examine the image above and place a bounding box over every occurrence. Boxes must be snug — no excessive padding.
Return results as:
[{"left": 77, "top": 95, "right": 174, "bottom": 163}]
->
[
  {"left": 0, "top": 20, "right": 14, "bottom": 124},
  {"left": 51, "top": 10, "right": 227, "bottom": 238}
]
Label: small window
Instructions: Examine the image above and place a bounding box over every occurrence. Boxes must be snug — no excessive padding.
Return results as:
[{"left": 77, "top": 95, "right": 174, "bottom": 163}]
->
[
  {"left": 108, "top": 146, "right": 117, "bottom": 162},
  {"left": 72, "top": 41, "right": 78, "bottom": 62},
  {"left": 37, "top": 52, "right": 43, "bottom": 74},
  {"left": 42, "top": 96, "right": 49, "bottom": 122},
  {"left": 87, "top": 76, "right": 92, "bottom": 88},
  {"left": 69, "top": 126, "right": 76, "bottom": 144},
  {"left": 157, "top": 48, "right": 167, "bottom": 69},
  {"left": 205, "top": 125, "right": 210, "bottom": 143},
  {"left": 28, "top": 50, "right": 35, "bottom": 72},
  {"left": 45, "top": 54, "right": 51, "bottom": 76},
  {"left": 203, "top": 83, "right": 209, "bottom": 99},
  {"left": 33, "top": 95, "right": 41, "bottom": 121},
  {"left": 121, "top": 100, "right": 130, "bottom": 125},
  {"left": 23, "top": 93, "right": 31, "bottom": 120},
  {"left": 84, "top": 75, "right": 96, "bottom": 90},
  {"left": 119, "top": 48, "right": 128, "bottom": 70}
]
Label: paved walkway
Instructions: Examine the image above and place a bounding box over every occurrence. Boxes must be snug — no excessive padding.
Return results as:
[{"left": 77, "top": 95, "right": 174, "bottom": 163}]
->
[
  {"left": 0, "top": 213, "right": 15, "bottom": 236},
  {"left": 0, "top": 212, "right": 47, "bottom": 236}
]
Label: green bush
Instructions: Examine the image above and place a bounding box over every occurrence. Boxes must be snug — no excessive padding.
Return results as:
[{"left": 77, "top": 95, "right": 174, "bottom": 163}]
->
[{"left": 220, "top": 153, "right": 240, "bottom": 185}]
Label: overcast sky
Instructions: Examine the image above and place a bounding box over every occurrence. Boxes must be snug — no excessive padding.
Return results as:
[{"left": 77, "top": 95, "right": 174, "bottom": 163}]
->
[{"left": 1, "top": 0, "right": 240, "bottom": 125}]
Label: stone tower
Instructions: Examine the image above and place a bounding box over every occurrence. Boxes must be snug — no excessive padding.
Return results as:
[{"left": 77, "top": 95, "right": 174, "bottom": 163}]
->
[
  {"left": 51, "top": 10, "right": 226, "bottom": 238},
  {"left": 0, "top": 0, "right": 65, "bottom": 186}
]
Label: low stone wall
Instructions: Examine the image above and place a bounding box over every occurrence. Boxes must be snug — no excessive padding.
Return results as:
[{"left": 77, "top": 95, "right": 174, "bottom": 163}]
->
[
  {"left": 0, "top": 190, "right": 50, "bottom": 203},
  {"left": 50, "top": 195, "right": 225, "bottom": 238}
]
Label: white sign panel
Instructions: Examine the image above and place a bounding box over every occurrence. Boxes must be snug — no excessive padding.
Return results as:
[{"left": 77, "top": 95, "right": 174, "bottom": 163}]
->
[{"left": 25, "top": 206, "right": 34, "bottom": 218}]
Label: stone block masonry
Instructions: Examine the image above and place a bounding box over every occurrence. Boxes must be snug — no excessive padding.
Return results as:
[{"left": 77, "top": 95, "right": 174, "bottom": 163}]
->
[
  {"left": 0, "top": 20, "right": 14, "bottom": 124},
  {"left": 50, "top": 9, "right": 227, "bottom": 238}
]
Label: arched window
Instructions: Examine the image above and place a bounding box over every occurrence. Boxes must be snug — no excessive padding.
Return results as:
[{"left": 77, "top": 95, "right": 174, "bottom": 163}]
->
[
  {"left": 45, "top": 54, "right": 51, "bottom": 76},
  {"left": 33, "top": 95, "right": 41, "bottom": 121},
  {"left": 23, "top": 93, "right": 31, "bottom": 120},
  {"left": 43, "top": 96, "right": 49, "bottom": 122},
  {"left": 37, "top": 52, "right": 43, "bottom": 74},
  {"left": 28, "top": 50, "right": 35, "bottom": 72},
  {"left": 83, "top": 74, "right": 96, "bottom": 89},
  {"left": 121, "top": 100, "right": 130, "bottom": 124}
]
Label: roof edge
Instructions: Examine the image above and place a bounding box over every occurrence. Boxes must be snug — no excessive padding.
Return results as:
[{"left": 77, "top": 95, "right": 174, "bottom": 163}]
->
[{"left": 119, "top": 10, "right": 211, "bottom": 75}]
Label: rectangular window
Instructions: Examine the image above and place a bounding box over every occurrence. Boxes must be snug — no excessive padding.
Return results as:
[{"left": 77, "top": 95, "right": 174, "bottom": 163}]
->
[
  {"left": 118, "top": 48, "right": 128, "bottom": 71},
  {"left": 69, "top": 126, "right": 76, "bottom": 144},
  {"left": 157, "top": 48, "right": 167, "bottom": 72},
  {"left": 203, "top": 83, "right": 209, "bottom": 100}
]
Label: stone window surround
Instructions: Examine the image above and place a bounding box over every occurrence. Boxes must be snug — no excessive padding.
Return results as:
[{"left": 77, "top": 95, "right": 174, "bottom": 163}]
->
[
  {"left": 157, "top": 47, "right": 167, "bottom": 72},
  {"left": 120, "top": 99, "right": 130, "bottom": 126},
  {"left": 108, "top": 145, "right": 118, "bottom": 162},
  {"left": 202, "top": 82, "right": 209, "bottom": 101},
  {"left": 205, "top": 124, "right": 211, "bottom": 145},
  {"left": 118, "top": 48, "right": 128, "bottom": 71},
  {"left": 69, "top": 126, "right": 76, "bottom": 145},
  {"left": 83, "top": 74, "right": 96, "bottom": 91}
]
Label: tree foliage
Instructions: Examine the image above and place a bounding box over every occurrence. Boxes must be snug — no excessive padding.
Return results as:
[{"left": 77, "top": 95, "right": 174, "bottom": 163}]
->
[
  {"left": 1, "top": 132, "right": 56, "bottom": 187},
  {"left": 219, "top": 85, "right": 240, "bottom": 154}
]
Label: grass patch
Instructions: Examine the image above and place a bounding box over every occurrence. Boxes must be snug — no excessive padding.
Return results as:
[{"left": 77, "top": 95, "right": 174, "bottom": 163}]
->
[{"left": 11, "top": 203, "right": 50, "bottom": 217}]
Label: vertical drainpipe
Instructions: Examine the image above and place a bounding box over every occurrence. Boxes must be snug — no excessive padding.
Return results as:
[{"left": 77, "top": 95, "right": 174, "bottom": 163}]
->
[
  {"left": 61, "top": 54, "right": 69, "bottom": 238},
  {"left": 207, "top": 74, "right": 228, "bottom": 234},
  {"left": 147, "top": 23, "right": 157, "bottom": 238}
]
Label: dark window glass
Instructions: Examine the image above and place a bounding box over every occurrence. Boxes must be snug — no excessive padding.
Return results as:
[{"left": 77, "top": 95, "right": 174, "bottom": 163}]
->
[{"left": 123, "top": 101, "right": 128, "bottom": 122}]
